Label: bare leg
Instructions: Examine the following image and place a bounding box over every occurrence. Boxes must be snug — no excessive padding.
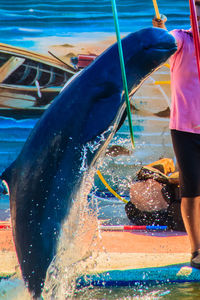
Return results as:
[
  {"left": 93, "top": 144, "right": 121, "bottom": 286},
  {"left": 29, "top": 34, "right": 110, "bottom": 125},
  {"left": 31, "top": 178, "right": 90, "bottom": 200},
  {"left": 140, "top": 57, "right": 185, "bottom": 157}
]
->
[{"left": 181, "top": 197, "right": 200, "bottom": 253}]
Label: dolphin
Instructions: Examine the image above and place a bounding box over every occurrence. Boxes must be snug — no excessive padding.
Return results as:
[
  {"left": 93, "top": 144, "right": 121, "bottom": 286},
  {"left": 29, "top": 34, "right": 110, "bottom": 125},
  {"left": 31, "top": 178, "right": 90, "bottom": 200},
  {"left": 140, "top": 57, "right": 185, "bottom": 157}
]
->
[{"left": 1, "top": 28, "right": 176, "bottom": 298}]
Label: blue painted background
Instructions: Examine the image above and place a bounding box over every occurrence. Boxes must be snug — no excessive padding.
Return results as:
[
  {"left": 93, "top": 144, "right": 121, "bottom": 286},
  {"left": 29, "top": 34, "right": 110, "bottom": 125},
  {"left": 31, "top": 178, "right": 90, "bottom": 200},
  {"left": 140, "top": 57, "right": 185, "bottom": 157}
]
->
[{"left": 0, "top": 0, "right": 190, "bottom": 50}]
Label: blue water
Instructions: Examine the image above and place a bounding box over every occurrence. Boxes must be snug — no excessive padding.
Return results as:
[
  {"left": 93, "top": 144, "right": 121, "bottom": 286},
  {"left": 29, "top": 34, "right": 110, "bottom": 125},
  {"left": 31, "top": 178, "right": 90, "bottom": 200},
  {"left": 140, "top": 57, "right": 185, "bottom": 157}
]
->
[
  {"left": 0, "top": 0, "right": 190, "bottom": 51},
  {"left": 2, "top": 278, "right": 200, "bottom": 299},
  {"left": 74, "top": 282, "right": 200, "bottom": 299}
]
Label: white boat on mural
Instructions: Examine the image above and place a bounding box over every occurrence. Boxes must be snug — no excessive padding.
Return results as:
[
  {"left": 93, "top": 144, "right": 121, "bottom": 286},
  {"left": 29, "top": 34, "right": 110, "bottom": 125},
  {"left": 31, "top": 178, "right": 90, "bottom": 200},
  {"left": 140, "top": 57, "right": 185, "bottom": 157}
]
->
[{"left": 0, "top": 43, "right": 76, "bottom": 118}]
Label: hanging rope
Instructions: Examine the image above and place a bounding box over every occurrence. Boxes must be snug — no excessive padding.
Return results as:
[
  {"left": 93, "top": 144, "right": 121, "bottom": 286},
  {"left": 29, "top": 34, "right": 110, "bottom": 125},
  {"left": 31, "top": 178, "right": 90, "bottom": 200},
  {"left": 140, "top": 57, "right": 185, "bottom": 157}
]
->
[
  {"left": 96, "top": 170, "right": 128, "bottom": 204},
  {"left": 110, "top": 0, "right": 135, "bottom": 149},
  {"left": 189, "top": 0, "right": 200, "bottom": 82}
]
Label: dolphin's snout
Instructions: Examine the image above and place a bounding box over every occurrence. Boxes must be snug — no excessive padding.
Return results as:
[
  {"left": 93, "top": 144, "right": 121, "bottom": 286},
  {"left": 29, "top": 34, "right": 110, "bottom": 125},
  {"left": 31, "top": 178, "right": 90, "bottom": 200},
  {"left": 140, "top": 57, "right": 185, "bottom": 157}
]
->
[
  {"left": 160, "top": 30, "right": 177, "bottom": 49},
  {"left": 140, "top": 28, "right": 177, "bottom": 53}
]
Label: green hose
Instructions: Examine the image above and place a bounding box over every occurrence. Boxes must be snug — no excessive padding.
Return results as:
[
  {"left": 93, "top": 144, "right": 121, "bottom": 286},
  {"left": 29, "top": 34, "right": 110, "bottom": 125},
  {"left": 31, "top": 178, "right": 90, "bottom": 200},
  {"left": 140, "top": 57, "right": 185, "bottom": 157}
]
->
[{"left": 111, "top": 0, "right": 135, "bottom": 148}]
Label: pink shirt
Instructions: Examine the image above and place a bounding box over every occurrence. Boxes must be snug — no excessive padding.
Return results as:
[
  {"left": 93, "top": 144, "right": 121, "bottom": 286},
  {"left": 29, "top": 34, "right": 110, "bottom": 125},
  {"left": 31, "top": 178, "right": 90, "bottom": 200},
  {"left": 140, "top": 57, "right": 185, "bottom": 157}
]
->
[{"left": 169, "top": 29, "right": 200, "bottom": 133}]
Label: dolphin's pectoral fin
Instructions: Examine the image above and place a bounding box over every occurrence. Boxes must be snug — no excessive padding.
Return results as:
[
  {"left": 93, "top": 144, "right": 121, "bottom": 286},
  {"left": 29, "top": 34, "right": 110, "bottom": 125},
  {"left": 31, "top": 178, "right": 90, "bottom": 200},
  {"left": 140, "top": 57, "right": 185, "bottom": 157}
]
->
[
  {"left": 82, "top": 92, "right": 122, "bottom": 142},
  {"left": 0, "top": 179, "right": 9, "bottom": 195},
  {"left": 0, "top": 161, "right": 17, "bottom": 196},
  {"left": 1, "top": 166, "right": 12, "bottom": 191}
]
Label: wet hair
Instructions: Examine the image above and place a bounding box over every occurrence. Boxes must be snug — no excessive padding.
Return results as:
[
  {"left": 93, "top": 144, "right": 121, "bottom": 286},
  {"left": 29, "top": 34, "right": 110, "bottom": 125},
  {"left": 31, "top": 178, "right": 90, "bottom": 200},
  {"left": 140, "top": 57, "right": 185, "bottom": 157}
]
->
[{"left": 195, "top": 1, "right": 200, "bottom": 6}]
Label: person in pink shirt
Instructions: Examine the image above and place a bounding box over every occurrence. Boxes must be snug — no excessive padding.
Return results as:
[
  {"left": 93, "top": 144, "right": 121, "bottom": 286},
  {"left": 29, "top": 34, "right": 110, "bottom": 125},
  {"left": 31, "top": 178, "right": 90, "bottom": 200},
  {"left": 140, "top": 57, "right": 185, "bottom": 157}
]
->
[{"left": 153, "top": 1, "right": 200, "bottom": 269}]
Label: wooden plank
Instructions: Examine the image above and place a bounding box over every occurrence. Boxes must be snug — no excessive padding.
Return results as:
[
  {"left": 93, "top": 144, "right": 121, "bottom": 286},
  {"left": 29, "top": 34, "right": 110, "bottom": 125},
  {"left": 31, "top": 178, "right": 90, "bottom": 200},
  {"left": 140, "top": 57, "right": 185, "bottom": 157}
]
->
[
  {"left": 0, "top": 56, "right": 25, "bottom": 83},
  {"left": 0, "top": 43, "right": 75, "bottom": 74}
]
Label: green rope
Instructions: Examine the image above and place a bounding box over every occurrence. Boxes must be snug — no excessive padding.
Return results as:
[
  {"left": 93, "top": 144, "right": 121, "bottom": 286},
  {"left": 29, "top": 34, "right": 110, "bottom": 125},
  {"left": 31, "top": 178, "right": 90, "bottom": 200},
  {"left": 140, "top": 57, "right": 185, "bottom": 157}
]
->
[{"left": 111, "top": 0, "right": 135, "bottom": 148}]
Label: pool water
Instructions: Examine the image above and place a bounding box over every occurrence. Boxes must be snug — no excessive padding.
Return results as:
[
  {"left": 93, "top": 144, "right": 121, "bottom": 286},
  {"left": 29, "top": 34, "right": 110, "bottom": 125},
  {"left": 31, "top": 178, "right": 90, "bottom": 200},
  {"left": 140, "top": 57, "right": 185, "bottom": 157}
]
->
[
  {"left": 1, "top": 278, "right": 200, "bottom": 299},
  {"left": 74, "top": 282, "right": 200, "bottom": 299}
]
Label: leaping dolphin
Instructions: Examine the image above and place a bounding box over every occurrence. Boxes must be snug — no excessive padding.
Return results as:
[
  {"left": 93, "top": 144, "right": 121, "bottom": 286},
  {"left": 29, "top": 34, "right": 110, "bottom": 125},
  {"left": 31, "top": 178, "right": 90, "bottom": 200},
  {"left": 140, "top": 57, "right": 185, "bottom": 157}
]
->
[{"left": 1, "top": 28, "right": 176, "bottom": 299}]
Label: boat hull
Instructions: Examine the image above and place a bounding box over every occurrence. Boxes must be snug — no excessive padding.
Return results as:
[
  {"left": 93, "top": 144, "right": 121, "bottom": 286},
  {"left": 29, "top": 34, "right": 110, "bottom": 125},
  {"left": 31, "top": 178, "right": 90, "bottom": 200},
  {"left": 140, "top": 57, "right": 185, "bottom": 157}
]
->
[{"left": 0, "top": 43, "right": 76, "bottom": 117}]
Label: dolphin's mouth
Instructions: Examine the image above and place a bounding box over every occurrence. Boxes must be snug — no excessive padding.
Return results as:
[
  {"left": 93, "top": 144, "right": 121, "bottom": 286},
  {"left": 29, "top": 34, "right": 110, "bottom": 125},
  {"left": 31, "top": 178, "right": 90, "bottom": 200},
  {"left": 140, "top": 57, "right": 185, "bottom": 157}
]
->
[
  {"left": 148, "top": 45, "right": 177, "bottom": 53},
  {"left": 155, "top": 39, "right": 177, "bottom": 53},
  {"left": 144, "top": 39, "right": 177, "bottom": 53},
  {"left": 157, "top": 46, "right": 177, "bottom": 51}
]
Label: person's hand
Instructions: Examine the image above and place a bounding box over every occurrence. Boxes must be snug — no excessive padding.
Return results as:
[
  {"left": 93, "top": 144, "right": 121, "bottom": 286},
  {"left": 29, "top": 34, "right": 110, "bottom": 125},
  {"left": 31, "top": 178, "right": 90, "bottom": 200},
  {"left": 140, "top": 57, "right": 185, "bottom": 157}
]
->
[{"left": 152, "top": 14, "right": 167, "bottom": 29}]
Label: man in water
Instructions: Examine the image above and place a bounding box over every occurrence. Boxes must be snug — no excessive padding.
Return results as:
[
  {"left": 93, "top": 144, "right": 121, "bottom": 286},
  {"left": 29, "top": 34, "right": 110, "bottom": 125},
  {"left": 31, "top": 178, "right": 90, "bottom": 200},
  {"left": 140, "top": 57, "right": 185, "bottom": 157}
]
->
[{"left": 153, "top": 1, "right": 200, "bottom": 269}]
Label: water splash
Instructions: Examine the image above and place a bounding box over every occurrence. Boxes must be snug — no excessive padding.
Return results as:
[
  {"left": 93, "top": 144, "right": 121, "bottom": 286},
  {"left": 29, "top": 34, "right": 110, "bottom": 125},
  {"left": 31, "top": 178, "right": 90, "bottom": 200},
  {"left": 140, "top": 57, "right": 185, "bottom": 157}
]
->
[{"left": 42, "top": 142, "right": 106, "bottom": 299}]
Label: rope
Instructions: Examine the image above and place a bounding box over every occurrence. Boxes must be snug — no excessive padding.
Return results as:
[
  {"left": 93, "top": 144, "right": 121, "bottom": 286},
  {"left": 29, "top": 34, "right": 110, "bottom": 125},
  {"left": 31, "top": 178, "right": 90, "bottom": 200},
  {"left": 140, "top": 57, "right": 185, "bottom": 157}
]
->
[
  {"left": 111, "top": 0, "right": 135, "bottom": 149},
  {"left": 96, "top": 170, "right": 128, "bottom": 204}
]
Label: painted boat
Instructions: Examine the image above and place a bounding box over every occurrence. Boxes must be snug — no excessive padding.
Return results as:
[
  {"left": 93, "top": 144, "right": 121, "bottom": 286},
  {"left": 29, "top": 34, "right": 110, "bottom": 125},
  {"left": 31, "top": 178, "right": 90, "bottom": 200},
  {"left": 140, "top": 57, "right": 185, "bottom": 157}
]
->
[
  {"left": 70, "top": 54, "right": 97, "bottom": 70},
  {"left": 0, "top": 43, "right": 76, "bottom": 118},
  {"left": 0, "top": 46, "right": 170, "bottom": 119}
]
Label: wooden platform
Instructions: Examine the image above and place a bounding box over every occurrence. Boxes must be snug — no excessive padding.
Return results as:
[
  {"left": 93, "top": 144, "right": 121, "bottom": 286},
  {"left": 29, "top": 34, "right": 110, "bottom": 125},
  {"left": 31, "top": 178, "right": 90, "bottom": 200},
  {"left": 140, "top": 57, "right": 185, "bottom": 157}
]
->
[{"left": 2, "top": 220, "right": 200, "bottom": 290}]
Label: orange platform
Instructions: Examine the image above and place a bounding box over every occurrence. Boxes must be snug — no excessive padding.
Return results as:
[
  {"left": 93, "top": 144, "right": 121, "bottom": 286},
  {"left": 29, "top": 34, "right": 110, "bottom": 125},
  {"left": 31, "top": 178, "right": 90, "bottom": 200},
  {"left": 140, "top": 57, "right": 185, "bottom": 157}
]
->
[{"left": 0, "top": 220, "right": 193, "bottom": 282}]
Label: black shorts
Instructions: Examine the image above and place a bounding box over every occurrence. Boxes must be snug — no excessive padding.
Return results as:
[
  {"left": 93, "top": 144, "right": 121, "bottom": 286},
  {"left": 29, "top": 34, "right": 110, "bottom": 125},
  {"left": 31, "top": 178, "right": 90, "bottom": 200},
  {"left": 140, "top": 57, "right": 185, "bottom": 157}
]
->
[{"left": 171, "top": 129, "right": 200, "bottom": 198}]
